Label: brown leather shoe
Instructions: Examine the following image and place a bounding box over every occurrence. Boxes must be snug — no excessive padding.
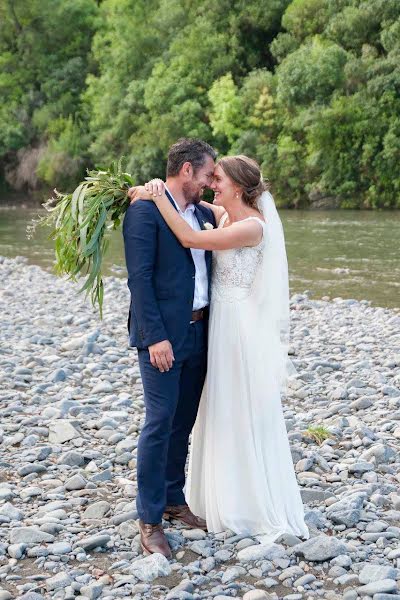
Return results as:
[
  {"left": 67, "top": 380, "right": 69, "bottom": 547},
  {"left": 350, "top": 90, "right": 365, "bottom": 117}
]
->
[
  {"left": 139, "top": 520, "right": 172, "bottom": 559},
  {"left": 163, "top": 504, "right": 207, "bottom": 530}
]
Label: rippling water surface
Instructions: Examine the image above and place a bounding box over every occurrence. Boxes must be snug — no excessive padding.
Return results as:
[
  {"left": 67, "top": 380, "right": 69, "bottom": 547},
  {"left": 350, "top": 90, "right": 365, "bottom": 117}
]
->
[{"left": 0, "top": 207, "right": 399, "bottom": 308}]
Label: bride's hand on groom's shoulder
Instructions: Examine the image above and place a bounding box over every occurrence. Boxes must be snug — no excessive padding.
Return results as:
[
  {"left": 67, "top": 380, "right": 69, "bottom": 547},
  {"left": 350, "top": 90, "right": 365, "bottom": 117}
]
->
[
  {"left": 128, "top": 185, "right": 153, "bottom": 204},
  {"left": 145, "top": 178, "right": 165, "bottom": 197},
  {"left": 128, "top": 179, "right": 165, "bottom": 204}
]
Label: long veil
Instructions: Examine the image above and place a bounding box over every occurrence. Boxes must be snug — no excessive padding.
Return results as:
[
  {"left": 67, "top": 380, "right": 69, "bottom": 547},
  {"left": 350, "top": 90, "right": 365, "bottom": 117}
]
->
[{"left": 257, "top": 190, "right": 292, "bottom": 391}]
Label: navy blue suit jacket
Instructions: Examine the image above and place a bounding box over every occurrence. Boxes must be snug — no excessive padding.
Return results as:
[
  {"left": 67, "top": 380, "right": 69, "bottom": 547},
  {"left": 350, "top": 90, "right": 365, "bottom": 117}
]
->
[{"left": 123, "top": 192, "right": 215, "bottom": 359}]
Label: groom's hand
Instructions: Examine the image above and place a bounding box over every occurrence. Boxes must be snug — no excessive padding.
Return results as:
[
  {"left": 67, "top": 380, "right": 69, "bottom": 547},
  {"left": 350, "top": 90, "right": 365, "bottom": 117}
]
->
[{"left": 148, "top": 340, "right": 175, "bottom": 372}]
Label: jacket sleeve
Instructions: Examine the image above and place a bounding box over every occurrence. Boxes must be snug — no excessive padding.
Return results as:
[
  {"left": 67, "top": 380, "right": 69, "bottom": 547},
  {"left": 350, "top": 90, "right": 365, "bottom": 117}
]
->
[{"left": 123, "top": 202, "right": 168, "bottom": 347}]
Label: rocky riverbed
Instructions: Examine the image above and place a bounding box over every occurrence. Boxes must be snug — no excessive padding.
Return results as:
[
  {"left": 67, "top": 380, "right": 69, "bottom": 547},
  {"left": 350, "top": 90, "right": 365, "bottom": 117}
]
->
[{"left": 0, "top": 256, "right": 400, "bottom": 600}]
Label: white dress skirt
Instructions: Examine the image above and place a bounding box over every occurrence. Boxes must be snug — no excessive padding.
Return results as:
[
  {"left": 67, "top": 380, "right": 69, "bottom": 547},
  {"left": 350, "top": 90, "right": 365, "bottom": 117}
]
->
[{"left": 185, "top": 215, "right": 309, "bottom": 540}]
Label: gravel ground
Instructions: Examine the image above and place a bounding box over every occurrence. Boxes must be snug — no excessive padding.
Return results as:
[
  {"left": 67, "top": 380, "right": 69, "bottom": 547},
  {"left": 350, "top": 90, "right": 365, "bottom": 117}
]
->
[{"left": 1, "top": 255, "right": 400, "bottom": 600}]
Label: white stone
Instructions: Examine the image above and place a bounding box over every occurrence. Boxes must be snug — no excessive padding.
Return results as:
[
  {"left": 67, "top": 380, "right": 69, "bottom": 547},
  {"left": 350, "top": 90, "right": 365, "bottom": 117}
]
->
[
  {"left": 82, "top": 501, "right": 110, "bottom": 520},
  {"left": 243, "top": 592, "right": 273, "bottom": 600},
  {"left": 238, "top": 543, "right": 287, "bottom": 562},
  {"left": 129, "top": 553, "right": 171, "bottom": 582},
  {"left": 48, "top": 420, "right": 80, "bottom": 444},
  {"left": 10, "top": 527, "right": 54, "bottom": 544},
  {"left": 359, "top": 564, "right": 397, "bottom": 584},
  {"left": 293, "top": 535, "right": 346, "bottom": 561},
  {"left": 46, "top": 572, "right": 73, "bottom": 591}
]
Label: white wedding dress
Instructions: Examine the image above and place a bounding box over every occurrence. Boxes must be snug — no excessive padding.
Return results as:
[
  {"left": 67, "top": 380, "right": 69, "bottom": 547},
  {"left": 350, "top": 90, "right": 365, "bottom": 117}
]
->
[{"left": 186, "top": 196, "right": 309, "bottom": 540}]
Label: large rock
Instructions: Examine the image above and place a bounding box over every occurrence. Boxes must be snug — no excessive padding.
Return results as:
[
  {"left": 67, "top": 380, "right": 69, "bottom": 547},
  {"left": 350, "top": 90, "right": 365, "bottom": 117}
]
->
[
  {"left": 326, "top": 492, "right": 366, "bottom": 527},
  {"left": 238, "top": 543, "right": 288, "bottom": 562},
  {"left": 348, "top": 462, "right": 374, "bottom": 474},
  {"left": 243, "top": 592, "right": 274, "bottom": 600},
  {"left": 47, "top": 542, "right": 72, "bottom": 555},
  {"left": 74, "top": 534, "right": 110, "bottom": 551},
  {"left": 48, "top": 420, "right": 80, "bottom": 444},
  {"left": 45, "top": 572, "right": 72, "bottom": 591},
  {"left": 357, "top": 579, "right": 398, "bottom": 595},
  {"left": 118, "top": 520, "right": 139, "bottom": 539},
  {"left": 359, "top": 564, "right": 397, "bottom": 584},
  {"left": 0, "top": 502, "right": 24, "bottom": 521},
  {"left": 0, "top": 485, "right": 14, "bottom": 501},
  {"left": 8, "top": 543, "right": 26, "bottom": 559},
  {"left": 61, "top": 335, "right": 86, "bottom": 351},
  {"left": 292, "top": 535, "right": 346, "bottom": 561},
  {"left": 57, "top": 450, "right": 85, "bottom": 467},
  {"left": 80, "top": 583, "right": 104, "bottom": 599},
  {"left": 221, "top": 566, "right": 247, "bottom": 584},
  {"left": 360, "top": 444, "right": 397, "bottom": 465},
  {"left": 82, "top": 501, "right": 110, "bottom": 520},
  {"left": 10, "top": 527, "right": 55, "bottom": 544},
  {"left": 92, "top": 381, "right": 113, "bottom": 394},
  {"left": 64, "top": 474, "right": 87, "bottom": 491},
  {"left": 300, "top": 489, "right": 335, "bottom": 504},
  {"left": 129, "top": 553, "right": 171, "bottom": 582}
]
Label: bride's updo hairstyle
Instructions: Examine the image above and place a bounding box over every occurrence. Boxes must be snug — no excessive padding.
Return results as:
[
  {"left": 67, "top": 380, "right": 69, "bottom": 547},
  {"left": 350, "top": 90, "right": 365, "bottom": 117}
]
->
[{"left": 218, "top": 155, "right": 268, "bottom": 208}]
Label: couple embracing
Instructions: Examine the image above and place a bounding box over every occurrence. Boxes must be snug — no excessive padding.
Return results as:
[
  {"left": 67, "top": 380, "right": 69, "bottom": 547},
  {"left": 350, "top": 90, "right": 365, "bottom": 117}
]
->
[{"left": 123, "top": 138, "right": 309, "bottom": 558}]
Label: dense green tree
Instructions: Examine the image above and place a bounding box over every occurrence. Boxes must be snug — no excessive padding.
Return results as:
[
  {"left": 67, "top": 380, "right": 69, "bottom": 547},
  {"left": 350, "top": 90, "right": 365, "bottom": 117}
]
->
[
  {"left": 0, "top": 0, "right": 399, "bottom": 207},
  {"left": 0, "top": 0, "right": 98, "bottom": 190}
]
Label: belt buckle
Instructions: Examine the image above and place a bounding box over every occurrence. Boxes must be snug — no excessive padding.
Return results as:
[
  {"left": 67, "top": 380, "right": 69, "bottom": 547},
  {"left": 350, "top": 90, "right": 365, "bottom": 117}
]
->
[{"left": 191, "top": 309, "right": 201, "bottom": 324}]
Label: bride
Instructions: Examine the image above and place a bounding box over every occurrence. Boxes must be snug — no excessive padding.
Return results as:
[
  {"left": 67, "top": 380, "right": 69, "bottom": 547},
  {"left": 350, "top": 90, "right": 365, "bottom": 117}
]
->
[{"left": 131, "top": 155, "right": 309, "bottom": 541}]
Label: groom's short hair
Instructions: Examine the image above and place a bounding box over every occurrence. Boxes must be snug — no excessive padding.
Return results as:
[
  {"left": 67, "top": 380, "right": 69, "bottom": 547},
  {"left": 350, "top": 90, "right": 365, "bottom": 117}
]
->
[{"left": 167, "top": 138, "right": 217, "bottom": 177}]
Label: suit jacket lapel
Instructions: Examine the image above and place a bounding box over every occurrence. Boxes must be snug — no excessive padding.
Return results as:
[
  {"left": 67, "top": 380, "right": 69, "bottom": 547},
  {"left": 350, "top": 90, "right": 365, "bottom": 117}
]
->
[
  {"left": 165, "top": 189, "right": 178, "bottom": 210},
  {"left": 165, "top": 189, "right": 194, "bottom": 263},
  {"left": 193, "top": 205, "right": 206, "bottom": 230}
]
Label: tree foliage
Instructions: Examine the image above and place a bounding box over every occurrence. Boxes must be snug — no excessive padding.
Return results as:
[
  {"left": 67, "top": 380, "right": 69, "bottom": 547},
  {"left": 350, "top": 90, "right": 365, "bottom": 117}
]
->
[{"left": 0, "top": 0, "right": 399, "bottom": 207}]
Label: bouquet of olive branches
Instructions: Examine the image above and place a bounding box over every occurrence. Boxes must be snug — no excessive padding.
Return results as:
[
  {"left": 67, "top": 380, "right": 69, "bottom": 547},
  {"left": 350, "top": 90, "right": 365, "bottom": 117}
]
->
[{"left": 35, "top": 159, "right": 133, "bottom": 317}]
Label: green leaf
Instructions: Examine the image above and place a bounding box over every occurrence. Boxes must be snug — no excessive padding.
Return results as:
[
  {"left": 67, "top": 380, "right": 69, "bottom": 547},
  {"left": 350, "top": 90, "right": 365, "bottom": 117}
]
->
[
  {"left": 32, "top": 161, "right": 133, "bottom": 317},
  {"left": 71, "top": 183, "right": 85, "bottom": 222}
]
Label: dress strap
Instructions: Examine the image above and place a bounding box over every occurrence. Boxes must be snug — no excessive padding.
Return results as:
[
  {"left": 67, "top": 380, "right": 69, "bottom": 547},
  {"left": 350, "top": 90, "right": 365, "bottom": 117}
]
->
[
  {"left": 219, "top": 212, "right": 229, "bottom": 228},
  {"left": 245, "top": 216, "right": 266, "bottom": 227}
]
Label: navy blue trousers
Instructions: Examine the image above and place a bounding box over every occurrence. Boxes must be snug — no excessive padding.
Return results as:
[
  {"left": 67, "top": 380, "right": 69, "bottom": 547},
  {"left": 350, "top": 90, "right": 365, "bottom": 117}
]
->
[{"left": 136, "top": 320, "right": 207, "bottom": 524}]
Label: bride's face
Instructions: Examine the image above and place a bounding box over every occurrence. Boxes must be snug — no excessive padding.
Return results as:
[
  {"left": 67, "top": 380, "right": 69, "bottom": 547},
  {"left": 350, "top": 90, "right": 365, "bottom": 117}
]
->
[{"left": 211, "top": 164, "right": 239, "bottom": 207}]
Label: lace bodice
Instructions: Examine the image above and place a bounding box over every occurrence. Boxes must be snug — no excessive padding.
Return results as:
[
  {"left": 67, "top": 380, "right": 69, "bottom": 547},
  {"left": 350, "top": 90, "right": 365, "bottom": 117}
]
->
[{"left": 212, "top": 216, "right": 266, "bottom": 302}]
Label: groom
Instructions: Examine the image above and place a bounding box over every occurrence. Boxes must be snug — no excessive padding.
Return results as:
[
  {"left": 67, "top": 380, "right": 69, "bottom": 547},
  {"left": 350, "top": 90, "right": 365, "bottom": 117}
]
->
[{"left": 123, "top": 138, "right": 217, "bottom": 558}]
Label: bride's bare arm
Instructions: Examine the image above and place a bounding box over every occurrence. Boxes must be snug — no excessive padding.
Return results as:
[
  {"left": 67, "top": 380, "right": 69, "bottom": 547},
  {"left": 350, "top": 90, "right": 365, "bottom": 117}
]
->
[
  {"left": 153, "top": 193, "right": 262, "bottom": 250},
  {"left": 129, "top": 179, "right": 226, "bottom": 225},
  {"left": 128, "top": 180, "right": 262, "bottom": 250},
  {"left": 199, "top": 201, "right": 226, "bottom": 225}
]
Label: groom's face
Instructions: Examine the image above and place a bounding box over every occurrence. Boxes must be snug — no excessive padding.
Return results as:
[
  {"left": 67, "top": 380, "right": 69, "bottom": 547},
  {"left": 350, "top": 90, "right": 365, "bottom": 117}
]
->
[{"left": 182, "top": 155, "right": 215, "bottom": 204}]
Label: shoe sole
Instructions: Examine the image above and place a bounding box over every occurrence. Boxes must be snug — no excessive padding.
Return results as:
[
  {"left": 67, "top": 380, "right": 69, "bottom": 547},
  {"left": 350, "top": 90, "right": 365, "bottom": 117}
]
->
[{"left": 141, "top": 543, "right": 172, "bottom": 560}]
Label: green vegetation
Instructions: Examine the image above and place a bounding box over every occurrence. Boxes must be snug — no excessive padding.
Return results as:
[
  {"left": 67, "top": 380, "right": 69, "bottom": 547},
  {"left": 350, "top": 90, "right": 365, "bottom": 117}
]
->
[
  {"left": 305, "top": 425, "right": 331, "bottom": 445},
  {"left": 34, "top": 161, "right": 133, "bottom": 316},
  {"left": 1, "top": 0, "right": 399, "bottom": 208}
]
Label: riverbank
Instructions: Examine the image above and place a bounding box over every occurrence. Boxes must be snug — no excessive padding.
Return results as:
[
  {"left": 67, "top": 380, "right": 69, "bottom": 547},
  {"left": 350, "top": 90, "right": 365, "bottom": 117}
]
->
[{"left": 1, "top": 256, "right": 400, "bottom": 600}]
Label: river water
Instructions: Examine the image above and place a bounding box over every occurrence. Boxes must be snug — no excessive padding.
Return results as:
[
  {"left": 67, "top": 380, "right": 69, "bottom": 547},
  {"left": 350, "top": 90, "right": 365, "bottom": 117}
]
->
[{"left": 0, "top": 207, "right": 399, "bottom": 308}]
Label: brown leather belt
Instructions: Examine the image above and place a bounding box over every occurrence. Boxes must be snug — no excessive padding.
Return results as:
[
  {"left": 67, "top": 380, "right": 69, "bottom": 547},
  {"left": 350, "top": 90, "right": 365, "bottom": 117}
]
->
[{"left": 191, "top": 307, "right": 208, "bottom": 322}]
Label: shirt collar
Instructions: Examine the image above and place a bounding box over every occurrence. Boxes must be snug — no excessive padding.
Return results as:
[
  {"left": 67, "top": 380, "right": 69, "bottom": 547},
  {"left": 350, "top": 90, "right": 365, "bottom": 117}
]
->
[{"left": 165, "top": 184, "right": 195, "bottom": 214}]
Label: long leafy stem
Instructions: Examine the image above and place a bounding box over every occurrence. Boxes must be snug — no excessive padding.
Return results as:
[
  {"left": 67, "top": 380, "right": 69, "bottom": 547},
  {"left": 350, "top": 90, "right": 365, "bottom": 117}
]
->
[{"left": 33, "top": 158, "right": 133, "bottom": 318}]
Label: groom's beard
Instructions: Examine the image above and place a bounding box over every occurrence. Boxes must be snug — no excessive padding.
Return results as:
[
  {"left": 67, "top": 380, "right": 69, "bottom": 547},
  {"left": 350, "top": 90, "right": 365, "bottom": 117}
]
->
[{"left": 182, "top": 182, "right": 202, "bottom": 205}]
